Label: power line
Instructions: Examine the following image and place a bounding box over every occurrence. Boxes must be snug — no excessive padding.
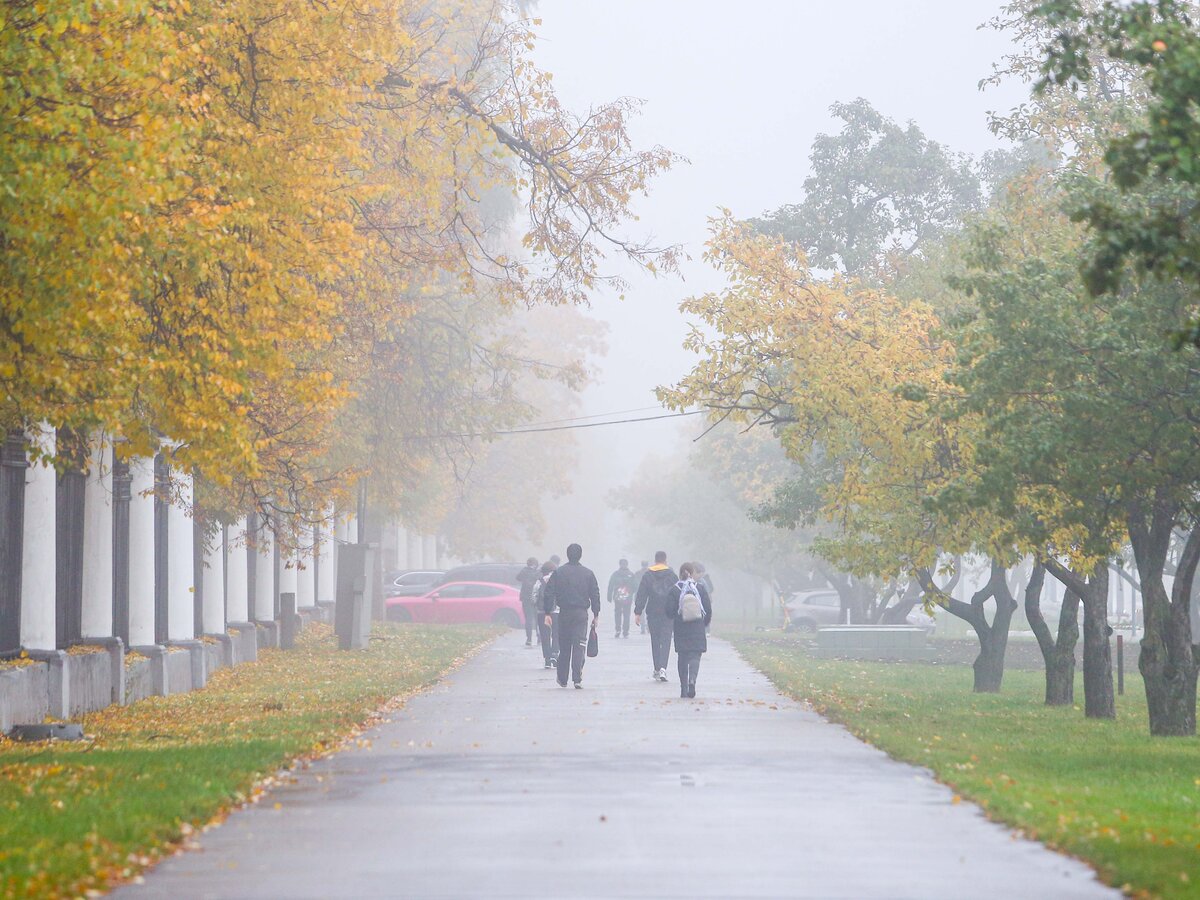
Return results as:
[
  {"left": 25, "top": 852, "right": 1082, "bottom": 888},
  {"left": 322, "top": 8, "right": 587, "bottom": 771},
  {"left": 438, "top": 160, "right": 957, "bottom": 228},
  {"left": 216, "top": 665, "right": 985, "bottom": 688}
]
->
[
  {"left": 423, "top": 408, "right": 704, "bottom": 440},
  {"left": 515, "top": 404, "right": 667, "bottom": 427}
]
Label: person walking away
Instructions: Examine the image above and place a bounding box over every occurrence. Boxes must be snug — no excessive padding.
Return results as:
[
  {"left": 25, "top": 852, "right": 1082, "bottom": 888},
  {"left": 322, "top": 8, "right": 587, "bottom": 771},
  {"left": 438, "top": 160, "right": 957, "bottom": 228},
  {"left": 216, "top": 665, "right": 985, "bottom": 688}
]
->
[
  {"left": 517, "top": 557, "right": 540, "bottom": 647},
  {"left": 667, "top": 562, "right": 713, "bottom": 698},
  {"left": 634, "top": 551, "right": 677, "bottom": 682},
  {"left": 535, "top": 561, "right": 558, "bottom": 669},
  {"left": 543, "top": 543, "right": 600, "bottom": 689},
  {"left": 632, "top": 560, "right": 650, "bottom": 635},
  {"left": 607, "top": 559, "right": 637, "bottom": 639}
]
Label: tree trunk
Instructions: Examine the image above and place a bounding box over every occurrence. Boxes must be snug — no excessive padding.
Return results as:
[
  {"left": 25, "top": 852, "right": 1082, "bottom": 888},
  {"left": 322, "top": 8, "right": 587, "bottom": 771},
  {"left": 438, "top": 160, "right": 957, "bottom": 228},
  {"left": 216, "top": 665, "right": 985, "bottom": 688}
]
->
[
  {"left": 974, "top": 569, "right": 1018, "bottom": 693},
  {"left": 1048, "top": 590, "right": 1080, "bottom": 705},
  {"left": 1024, "top": 565, "right": 1079, "bottom": 705},
  {"left": 879, "top": 581, "right": 921, "bottom": 624},
  {"left": 919, "top": 561, "right": 1013, "bottom": 694},
  {"left": 1130, "top": 512, "right": 1200, "bottom": 736},
  {"left": 1079, "top": 575, "right": 1115, "bottom": 719},
  {"left": 1044, "top": 558, "right": 1114, "bottom": 718}
]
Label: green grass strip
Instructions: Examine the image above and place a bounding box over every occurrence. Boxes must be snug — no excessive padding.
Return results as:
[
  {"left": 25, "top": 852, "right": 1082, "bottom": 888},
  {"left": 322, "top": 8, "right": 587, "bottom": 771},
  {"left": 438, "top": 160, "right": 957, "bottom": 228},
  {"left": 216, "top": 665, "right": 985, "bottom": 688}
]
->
[
  {"left": 732, "top": 635, "right": 1200, "bottom": 900},
  {"left": 0, "top": 622, "right": 498, "bottom": 898}
]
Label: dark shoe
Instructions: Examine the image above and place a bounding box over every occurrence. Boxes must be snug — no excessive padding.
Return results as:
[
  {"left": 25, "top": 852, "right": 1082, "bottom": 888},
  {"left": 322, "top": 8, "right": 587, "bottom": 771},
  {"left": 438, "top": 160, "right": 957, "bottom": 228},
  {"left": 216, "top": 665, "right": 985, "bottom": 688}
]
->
[
  {"left": 681, "top": 686, "right": 688, "bottom": 698},
  {"left": 688, "top": 683, "right": 696, "bottom": 698},
  {"left": 525, "top": 640, "right": 533, "bottom": 647},
  {"left": 558, "top": 680, "right": 568, "bottom": 688},
  {"left": 574, "top": 682, "right": 583, "bottom": 689},
  {"left": 543, "top": 661, "right": 552, "bottom": 669}
]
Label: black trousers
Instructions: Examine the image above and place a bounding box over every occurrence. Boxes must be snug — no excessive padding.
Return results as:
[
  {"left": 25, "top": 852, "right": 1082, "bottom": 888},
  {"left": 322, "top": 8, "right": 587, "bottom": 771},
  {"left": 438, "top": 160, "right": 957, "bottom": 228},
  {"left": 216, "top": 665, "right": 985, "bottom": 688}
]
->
[
  {"left": 523, "top": 603, "right": 537, "bottom": 641},
  {"left": 677, "top": 650, "right": 702, "bottom": 687},
  {"left": 556, "top": 607, "right": 589, "bottom": 685},
  {"left": 539, "top": 612, "right": 559, "bottom": 663},
  {"left": 613, "top": 600, "right": 632, "bottom": 637},
  {"left": 647, "top": 611, "right": 672, "bottom": 671}
]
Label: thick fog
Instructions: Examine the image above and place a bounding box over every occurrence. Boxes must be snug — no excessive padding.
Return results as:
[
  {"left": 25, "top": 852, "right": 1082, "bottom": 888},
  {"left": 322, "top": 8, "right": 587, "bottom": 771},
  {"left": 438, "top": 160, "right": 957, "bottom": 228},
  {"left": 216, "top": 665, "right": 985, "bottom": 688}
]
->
[{"left": 527, "top": 0, "right": 1026, "bottom": 571}]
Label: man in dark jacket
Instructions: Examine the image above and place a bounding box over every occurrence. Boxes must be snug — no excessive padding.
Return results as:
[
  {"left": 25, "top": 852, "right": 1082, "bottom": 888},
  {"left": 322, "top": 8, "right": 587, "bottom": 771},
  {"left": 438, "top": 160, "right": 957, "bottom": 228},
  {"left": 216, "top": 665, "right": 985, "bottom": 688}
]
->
[
  {"left": 607, "top": 559, "right": 637, "bottom": 639},
  {"left": 543, "top": 543, "right": 600, "bottom": 689},
  {"left": 517, "top": 557, "right": 540, "bottom": 647},
  {"left": 634, "top": 551, "right": 677, "bottom": 682}
]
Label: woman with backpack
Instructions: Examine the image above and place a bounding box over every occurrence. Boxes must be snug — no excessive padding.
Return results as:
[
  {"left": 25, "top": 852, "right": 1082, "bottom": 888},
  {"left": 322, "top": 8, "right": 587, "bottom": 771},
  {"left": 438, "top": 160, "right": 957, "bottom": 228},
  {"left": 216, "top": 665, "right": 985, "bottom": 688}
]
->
[{"left": 666, "top": 562, "right": 713, "bottom": 698}]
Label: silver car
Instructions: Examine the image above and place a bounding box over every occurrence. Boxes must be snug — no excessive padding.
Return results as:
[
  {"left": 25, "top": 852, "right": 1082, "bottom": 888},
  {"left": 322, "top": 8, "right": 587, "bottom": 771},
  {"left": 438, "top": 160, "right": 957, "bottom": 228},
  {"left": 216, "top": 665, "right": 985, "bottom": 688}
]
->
[
  {"left": 784, "top": 590, "right": 843, "bottom": 632},
  {"left": 383, "top": 569, "right": 444, "bottom": 598}
]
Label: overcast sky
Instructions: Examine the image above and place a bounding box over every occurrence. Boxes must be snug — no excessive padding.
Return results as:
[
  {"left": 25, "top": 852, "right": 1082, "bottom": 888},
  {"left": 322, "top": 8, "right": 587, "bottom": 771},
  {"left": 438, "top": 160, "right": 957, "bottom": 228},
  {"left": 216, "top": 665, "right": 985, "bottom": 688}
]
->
[{"left": 524, "top": 0, "right": 1029, "bottom": 567}]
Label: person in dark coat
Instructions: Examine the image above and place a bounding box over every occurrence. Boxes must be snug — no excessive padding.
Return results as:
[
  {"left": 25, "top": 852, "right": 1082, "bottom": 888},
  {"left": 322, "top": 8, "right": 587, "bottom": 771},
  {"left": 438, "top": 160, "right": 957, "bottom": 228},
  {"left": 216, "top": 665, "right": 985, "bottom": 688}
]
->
[
  {"left": 666, "top": 561, "right": 713, "bottom": 698},
  {"left": 543, "top": 543, "right": 600, "bottom": 689},
  {"left": 534, "top": 561, "right": 558, "bottom": 669},
  {"left": 634, "top": 551, "right": 677, "bottom": 682},
  {"left": 607, "top": 559, "right": 637, "bottom": 639},
  {"left": 517, "top": 557, "right": 540, "bottom": 647}
]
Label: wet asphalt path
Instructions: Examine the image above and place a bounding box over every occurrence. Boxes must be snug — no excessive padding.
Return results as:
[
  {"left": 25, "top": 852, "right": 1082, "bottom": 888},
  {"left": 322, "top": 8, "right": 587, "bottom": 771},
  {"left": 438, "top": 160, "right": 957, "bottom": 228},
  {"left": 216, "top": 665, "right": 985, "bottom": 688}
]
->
[{"left": 117, "top": 629, "right": 1116, "bottom": 899}]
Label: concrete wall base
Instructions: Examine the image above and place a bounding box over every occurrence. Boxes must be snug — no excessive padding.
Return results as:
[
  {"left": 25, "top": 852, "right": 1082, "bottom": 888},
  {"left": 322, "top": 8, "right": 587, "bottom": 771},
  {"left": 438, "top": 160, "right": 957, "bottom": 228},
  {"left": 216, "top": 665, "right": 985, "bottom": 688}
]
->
[
  {"left": 0, "top": 662, "right": 50, "bottom": 733},
  {"left": 67, "top": 649, "right": 112, "bottom": 718},
  {"left": 227, "top": 623, "right": 257, "bottom": 664},
  {"left": 164, "top": 648, "right": 193, "bottom": 694},
  {"left": 204, "top": 633, "right": 234, "bottom": 669},
  {"left": 132, "top": 645, "right": 169, "bottom": 696},
  {"left": 256, "top": 621, "right": 280, "bottom": 650},
  {"left": 77, "top": 638, "right": 126, "bottom": 706},
  {"left": 125, "top": 656, "right": 154, "bottom": 704}
]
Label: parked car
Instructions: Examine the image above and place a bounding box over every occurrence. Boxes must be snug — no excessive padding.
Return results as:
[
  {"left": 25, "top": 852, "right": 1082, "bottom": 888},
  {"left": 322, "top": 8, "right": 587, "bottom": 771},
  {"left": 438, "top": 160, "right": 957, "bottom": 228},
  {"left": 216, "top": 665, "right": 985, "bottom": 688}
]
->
[
  {"left": 784, "top": 590, "right": 843, "bottom": 632},
  {"left": 383, "top": 569, "right": 444, "bottom": 598},
  {"left": 435, "top": 563, "right": 525, "bottom": 589},
  {"left": 385, "top": 581, "right": 525, "bottom": 628}
]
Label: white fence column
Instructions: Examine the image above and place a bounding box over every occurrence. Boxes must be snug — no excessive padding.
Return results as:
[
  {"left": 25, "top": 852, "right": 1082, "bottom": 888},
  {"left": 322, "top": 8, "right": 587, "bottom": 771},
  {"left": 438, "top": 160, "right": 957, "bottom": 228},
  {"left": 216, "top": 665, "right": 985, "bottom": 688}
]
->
[
  {"left": 201, "top": 527, "right": 225, "bottom": 634},
  {"left": 423, "top": 535, "right": 438, "bottom": 570},
  {"left": 297, "top": 533, "right": 316, "bottom": 609},
  {"left": 81, "top": 439, "right": 114, "bottom": 639},
  {"left": 127, "top": 455, "right": 156, "bottom": 647},
  {"left": 278, "top": 550, "right": 298, "bottom": 597},
  {"left": 225, "top": 518, "right": 249, "bottom": 623},
  {"left": 398, "top": 525, "right": 412, "bottom": 566},
  {"left": 407, "top": 531, "right": 422, "bottom": 569},
  {"left": 167, "top": 470, "right": 194, "bottom": 641},
  {"left": 316, "top": 521, "right": 334, "bottom": 606},
  {"left": 20, "top": 424, "right": 56, "bottom": 651},
  {"left": 252, "top": 521, "right": 274, "bottom": 622}
]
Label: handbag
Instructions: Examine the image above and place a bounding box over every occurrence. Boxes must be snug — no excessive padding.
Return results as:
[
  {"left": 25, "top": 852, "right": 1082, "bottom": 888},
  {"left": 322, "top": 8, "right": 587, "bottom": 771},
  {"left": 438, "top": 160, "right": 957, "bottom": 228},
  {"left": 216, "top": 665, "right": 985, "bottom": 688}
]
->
[{"left": 586, "top": 622, "right": 599, "bottom": 657}]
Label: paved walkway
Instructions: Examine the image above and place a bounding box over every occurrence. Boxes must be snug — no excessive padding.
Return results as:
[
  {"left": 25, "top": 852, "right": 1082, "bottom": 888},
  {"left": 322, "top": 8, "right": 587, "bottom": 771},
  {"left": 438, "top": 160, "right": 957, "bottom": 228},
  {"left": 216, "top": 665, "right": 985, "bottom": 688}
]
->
[{"left": 119, "top": 630, "right": 1115, "bottom": 899}]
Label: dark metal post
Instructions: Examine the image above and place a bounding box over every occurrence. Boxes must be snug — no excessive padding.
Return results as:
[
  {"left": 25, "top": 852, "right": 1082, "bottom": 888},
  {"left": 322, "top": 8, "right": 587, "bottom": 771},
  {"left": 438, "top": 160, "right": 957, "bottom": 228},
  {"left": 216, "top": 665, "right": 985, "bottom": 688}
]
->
[
  {"left": 55, "top": 435, "right": 85, "bottom": 649},
  {"left": 0, "top": 431, "right": 27, "bottom": 653},
  {"left": 1117, "top": 634, "right": 1124, "bottom": 696},
  {"left": 111, "top": 457, "right": 131, "bottom": 645},
  {"left": 153, "top": 452, "right": 169, "bottom": 644}
]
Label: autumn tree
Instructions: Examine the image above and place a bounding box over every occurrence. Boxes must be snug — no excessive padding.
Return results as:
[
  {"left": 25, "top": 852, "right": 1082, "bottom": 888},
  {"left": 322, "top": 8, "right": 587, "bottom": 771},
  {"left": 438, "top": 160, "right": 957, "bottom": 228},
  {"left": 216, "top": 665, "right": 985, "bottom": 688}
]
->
[
  {"left": 751, "top": 98, "right": 983, "bottom": 280},
  {"left": 660, "top": 214, "right": 1038, "bottom": 693},
  {"left": 1, "top": 0, "right": 679, "bottom": 549}
]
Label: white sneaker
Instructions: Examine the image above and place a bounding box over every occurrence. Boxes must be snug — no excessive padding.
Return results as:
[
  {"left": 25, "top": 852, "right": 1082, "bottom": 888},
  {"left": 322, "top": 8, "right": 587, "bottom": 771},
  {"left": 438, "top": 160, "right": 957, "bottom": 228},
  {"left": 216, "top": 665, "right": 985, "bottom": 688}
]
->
[{"left": 657, "top": 668, "right": 668, "bottom": 682}]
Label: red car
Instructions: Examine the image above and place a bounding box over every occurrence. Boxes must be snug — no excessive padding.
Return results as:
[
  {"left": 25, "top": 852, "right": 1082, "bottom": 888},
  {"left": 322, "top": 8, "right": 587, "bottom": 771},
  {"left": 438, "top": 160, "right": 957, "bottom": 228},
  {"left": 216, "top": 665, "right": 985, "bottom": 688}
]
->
[{"left": 385, "top": 581, "right": 525, "bottom": 628}]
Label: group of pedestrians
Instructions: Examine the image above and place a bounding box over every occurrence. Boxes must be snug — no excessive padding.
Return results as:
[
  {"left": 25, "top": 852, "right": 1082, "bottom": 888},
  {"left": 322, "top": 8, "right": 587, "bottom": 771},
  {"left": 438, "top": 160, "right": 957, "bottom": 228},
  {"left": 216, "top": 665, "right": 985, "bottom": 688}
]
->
[{"left": 517, "top": 546, "right": 714, "bottom": 698}]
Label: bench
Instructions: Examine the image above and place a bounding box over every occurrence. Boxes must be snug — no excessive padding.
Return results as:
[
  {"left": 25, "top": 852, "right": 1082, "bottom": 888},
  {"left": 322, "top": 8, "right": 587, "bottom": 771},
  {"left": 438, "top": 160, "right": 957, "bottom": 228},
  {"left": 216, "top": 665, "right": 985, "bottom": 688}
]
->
[{"left": 812, "top": 625, "right": 931, "bottom": 661}]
